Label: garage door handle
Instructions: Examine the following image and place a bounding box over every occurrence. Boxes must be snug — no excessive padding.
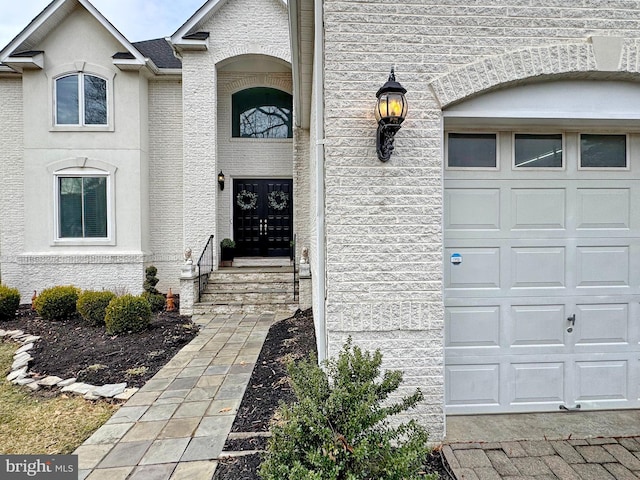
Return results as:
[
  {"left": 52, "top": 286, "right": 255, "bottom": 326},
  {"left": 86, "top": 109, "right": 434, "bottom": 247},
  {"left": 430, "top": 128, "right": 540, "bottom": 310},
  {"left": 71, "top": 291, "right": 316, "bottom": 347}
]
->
[
  {"left": 559, "top": 404, "right": 581, "bottom": 412},
  {"left": 567, "top": 314, "right": 576, "bottom": 326}
]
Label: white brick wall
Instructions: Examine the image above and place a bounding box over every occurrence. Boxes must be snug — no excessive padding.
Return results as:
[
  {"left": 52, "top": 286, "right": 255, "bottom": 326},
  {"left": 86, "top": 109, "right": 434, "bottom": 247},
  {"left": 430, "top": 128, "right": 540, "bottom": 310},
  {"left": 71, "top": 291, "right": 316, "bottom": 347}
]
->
[
  {"left": 321, "top": 0, "right": 640, "bottom": 439},
  {"left": 182, "top": 0, "right": 293, "bottom": 264},
  {"left": 148, "top": 79, "right": 184, "bottom": 293},
  {"left": 18, "top": 254, "right": 144, "bottom": 297},
  {"left": 216, "top": 72, "right": 294, "bottom": 245},
  {"left": 0, "top": 77, "right": 24, "bottom": 290}
]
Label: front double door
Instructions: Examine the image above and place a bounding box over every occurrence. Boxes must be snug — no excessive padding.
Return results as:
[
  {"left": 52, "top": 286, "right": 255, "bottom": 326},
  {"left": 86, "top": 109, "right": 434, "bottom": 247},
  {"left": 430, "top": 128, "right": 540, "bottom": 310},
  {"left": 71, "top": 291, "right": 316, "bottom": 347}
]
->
[{"left": 233, "top": 179, "right": 293, "bottom": 257}]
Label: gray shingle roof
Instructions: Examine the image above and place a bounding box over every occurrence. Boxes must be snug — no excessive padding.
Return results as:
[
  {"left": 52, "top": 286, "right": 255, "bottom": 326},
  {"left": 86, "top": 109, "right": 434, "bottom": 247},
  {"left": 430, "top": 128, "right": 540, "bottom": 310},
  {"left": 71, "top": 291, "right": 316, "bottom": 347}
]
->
[{"left": 133, "top": 38, "right": 181, "bottom": 69}]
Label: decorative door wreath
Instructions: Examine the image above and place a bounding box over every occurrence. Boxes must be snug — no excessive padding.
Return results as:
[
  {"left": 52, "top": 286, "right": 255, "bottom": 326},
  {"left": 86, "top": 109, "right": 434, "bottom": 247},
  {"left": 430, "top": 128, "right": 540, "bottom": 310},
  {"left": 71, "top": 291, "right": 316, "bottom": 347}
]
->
[
  {"left": 236, "top": 190, "right": 258, "bottom": 210},
  {"left": 268, "top": 190, "right": 289, "bottom": 211}
]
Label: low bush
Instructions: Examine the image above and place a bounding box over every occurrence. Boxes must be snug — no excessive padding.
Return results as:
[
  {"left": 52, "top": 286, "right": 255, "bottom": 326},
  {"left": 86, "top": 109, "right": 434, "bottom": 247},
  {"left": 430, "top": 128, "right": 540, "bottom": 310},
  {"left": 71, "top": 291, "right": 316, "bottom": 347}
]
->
[
  {"left": 33, "top": 286, "right": 80, "bottom": 321},
  {"left": 260, "top": 338, "right": 435, "bottom": 480},
  {"left": 142, "top": 291, "right": 165, "bottom": 313},
  {"left": 0, "top": 284, "right": 20, "bottom": 321},
  {"left": 77, "top": 290, "right": 116, "bottom": 326},
  {"left": 104, "top": 295, "right": 151, "bottom": 335}
]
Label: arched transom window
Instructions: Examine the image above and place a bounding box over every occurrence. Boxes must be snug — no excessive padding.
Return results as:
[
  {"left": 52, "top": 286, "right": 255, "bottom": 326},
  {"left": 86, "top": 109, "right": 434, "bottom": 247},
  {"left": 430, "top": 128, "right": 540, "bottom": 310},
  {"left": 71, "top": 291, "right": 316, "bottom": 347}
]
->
[
  {"left": 232, "top": 87, "right": 293, "bottom": 138},
  {"left": 55, "top": 73, "right": 107, "bottom": 126}
]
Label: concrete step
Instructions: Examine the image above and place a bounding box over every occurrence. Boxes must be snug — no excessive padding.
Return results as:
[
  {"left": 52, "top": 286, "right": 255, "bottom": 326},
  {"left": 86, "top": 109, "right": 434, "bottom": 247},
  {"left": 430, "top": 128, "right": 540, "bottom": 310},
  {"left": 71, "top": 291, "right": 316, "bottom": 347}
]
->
[
  {"left": 200, "top": 291, "right": 296, "bottom": 304},
  {"left": 193, "top": 302, "right": 299, "bottom": 315},
  {"left": 210, "top": 269, "right": 294, "bottom": 284},
  {"left": 197, "top": 265, "right": 299, "bottom": 315},
  {"left": 204, "top": 282, "right": 295, "bottom": 293}
]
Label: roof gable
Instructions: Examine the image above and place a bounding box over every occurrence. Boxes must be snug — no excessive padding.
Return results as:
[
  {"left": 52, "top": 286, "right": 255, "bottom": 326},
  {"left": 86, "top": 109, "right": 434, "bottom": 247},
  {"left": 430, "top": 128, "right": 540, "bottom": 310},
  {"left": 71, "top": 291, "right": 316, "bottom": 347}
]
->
[
  {"left": 171, "top": 0, "right": 287, "bottom": 49},
  {"left": 0, "top": 0, "right": 147, "bottom": 71}
]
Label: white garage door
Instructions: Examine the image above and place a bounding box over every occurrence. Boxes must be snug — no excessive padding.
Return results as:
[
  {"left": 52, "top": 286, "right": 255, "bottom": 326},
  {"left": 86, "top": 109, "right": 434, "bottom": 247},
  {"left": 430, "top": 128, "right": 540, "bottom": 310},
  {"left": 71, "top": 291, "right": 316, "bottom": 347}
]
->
[{"left": 444, "top": 131, "right": 640, "bottom": 414}]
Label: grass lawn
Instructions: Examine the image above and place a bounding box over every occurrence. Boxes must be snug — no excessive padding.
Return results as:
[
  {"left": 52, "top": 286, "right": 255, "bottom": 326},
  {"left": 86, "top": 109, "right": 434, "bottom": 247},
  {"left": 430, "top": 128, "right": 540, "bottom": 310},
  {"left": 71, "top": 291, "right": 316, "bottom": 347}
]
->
[{"left": 0, "top": 342, "right": 119, "bottom": 454}]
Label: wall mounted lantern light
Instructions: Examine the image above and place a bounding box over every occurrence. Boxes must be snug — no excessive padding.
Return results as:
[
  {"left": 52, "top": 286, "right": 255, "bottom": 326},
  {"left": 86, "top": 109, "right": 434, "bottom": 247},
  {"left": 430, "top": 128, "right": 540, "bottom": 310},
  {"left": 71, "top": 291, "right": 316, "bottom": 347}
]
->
[
  {"left": 218, "top": 171, "right": 225, "bottom": 190},
  {"left": 375, "top": 68, "right": 408, "bottom": 162}
]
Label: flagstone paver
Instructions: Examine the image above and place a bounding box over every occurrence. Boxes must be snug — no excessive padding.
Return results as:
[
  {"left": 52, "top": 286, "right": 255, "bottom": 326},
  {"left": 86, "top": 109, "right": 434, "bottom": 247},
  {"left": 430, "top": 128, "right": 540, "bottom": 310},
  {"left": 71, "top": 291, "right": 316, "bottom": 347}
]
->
[
  {"left": 445, "top": 436, "right": 640, "bottom": 480},
  {"left": 75, "top": 311, "right": 282, "bottom": 480}
]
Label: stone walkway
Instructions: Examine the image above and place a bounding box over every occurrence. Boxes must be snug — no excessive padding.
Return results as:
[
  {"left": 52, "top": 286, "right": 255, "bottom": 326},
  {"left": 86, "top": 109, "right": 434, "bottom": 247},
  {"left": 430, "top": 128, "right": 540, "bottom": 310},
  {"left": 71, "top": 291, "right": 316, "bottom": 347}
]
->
[
  {"left": 74, "top": 311, "right": 285, "bottom": 480},
  {"left": 444, "top": 437, "right": 640, "bottom": 479}
]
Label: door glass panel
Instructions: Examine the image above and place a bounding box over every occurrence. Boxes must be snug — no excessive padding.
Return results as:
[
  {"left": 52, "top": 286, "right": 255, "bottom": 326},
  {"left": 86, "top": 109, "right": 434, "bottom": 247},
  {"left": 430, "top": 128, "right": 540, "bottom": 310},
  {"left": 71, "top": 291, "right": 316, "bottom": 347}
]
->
[
  {"left": 514, "top": 134, "right": 563, "bottom": 168},
  {"left": 447, "top": 133, "right": 497, "bottom": 168},
  {"left": 580, "top": 134, "right": 627, "bottom": 168}
]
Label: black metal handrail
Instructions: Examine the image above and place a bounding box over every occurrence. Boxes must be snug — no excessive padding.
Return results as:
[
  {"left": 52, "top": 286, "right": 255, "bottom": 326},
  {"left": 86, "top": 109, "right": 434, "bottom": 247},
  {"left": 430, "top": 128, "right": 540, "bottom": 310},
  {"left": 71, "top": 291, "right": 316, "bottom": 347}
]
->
[
  {"left": 197, "top": 235, "right": 215, "bottom": 302},
  {"left": 292, "top": 233, "right": 298, "bottom": 301}
]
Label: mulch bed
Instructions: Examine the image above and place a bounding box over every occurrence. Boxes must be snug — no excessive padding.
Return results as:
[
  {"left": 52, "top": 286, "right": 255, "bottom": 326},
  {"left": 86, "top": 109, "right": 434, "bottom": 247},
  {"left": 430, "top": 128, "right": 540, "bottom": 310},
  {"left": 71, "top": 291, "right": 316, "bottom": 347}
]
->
[
  {"left": 213, "top": 309, "right": 453, "bottom": 479},
  {"left": 1, "top": 305, "right": 198, "bottom": 392}
]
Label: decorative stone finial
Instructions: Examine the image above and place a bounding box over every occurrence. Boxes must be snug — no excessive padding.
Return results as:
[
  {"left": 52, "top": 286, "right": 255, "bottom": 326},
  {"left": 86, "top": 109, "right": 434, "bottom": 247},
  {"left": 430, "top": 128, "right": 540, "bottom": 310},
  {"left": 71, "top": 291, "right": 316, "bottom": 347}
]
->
[{"left": 184, "top": 248, "right": 193, "bottom": 265}]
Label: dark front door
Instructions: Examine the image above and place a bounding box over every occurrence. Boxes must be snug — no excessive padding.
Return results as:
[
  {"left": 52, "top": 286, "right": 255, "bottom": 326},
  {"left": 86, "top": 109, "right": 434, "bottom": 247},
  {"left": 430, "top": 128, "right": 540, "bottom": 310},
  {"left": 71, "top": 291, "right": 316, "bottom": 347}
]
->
[{"left": 233, "top": 179, "right": 293, "bottom": 257}]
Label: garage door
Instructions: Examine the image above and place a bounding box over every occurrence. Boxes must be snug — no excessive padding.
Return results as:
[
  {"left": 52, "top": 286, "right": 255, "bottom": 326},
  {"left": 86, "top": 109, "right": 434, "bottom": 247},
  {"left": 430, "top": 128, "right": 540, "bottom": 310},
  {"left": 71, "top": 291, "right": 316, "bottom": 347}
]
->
[{"left": 444, "top": 131, "right": 640, "bottom": 414}]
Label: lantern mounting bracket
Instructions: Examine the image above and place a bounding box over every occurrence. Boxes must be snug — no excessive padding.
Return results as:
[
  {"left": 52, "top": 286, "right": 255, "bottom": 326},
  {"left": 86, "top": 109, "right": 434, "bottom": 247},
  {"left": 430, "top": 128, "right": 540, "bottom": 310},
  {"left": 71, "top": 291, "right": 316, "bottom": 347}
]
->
[{"left": 376, "top": 123, "right": 402, "bottom": 162}]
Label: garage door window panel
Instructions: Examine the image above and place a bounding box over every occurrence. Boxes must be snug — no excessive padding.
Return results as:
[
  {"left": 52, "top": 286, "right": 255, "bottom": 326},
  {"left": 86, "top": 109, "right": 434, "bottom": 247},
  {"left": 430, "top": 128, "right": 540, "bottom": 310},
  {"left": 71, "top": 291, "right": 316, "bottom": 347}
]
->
[
  {"left": 447, "top": 133, "right": 497, "bottom": 169},
  {"left": 514, "top": 134, "right": 563, "bottom": 169},
  {"left": 580, "top": 134, "right": 627, "bottom": 169}
]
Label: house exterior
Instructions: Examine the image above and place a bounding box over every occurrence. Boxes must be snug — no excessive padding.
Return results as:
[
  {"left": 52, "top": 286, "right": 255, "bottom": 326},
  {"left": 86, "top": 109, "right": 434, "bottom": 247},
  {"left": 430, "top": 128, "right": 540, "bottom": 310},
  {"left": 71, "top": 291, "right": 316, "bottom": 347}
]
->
[{"left": 4, "top": 0, "right": 640, "bottom": 440}]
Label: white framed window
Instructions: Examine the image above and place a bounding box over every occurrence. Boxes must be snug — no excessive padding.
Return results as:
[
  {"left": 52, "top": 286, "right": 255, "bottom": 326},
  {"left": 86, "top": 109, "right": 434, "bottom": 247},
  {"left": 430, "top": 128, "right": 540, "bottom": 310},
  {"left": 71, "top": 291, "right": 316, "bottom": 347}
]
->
[
  {"left": 446, "top": 132, "right": 498, "bottom": 169},
  {"left": 48, "top": 63, "right": 115, "bottom": 132},
  {"left": 231, "top": 87, "right": 293, "bottom": 139},
  {"left": 579, "top": 134, "right": 628, "bottom": 169},
  {"left": 51, "top": 164, "right": 115, "bottom": 245},
  {"left": 55, "top": 73, "right": 107, "bottom": 126},
  {"left": 513, "top": 133, "right": 564, "bottom": 169}
]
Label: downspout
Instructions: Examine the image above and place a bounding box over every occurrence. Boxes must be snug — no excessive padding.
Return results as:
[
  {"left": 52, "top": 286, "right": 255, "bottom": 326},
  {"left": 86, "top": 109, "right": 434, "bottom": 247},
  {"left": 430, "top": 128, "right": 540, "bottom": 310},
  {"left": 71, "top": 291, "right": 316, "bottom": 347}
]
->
[{"left": 314, "top": 0, "right": 328, "bottom": 362}]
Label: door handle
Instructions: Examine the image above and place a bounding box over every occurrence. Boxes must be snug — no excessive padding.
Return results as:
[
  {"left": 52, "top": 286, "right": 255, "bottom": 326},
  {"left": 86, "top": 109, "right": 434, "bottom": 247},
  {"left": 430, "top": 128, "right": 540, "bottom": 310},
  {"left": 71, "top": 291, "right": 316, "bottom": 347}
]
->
[
  {"left": 259, "top": 219, "right": 268, "bottom": 236},
  {"left": 567, "top": 314, "right": 575, "bottom": 326}
]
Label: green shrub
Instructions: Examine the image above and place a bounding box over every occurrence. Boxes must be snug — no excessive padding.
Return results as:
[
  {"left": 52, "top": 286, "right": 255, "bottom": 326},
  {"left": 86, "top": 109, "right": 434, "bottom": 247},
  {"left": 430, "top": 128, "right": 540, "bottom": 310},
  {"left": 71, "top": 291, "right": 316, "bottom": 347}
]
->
[
  {"left": 0, "top": 284, "right": 20, "bottom": 321},
  {"left": 33, "top": 286, "right": 80, "bottom": 321},
  {"left": 143, "top": 266, "right": 160, "bottom": 295},
  {"left": 260, "top": 338, "right": 435, "bottom": 480},
  {"left": 142, "top": 291, "right": 165, "bottom": 313},
  {"left": 77, "top": 290, "right": 116, "bottom": 326},
  {"left": 104, "top": 294, "right": 151, "bottom": 335},
  {"left": 220, "top": 238, "right": 236, "bottom": 249}
]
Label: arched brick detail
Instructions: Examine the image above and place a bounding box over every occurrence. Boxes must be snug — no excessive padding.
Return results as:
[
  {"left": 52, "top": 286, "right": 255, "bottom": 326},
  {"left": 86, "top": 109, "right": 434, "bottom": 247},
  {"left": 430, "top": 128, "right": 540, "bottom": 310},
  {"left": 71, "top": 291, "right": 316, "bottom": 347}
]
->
[
  {"left": 212, "top": 45, "right": 290, "bottom": 66},
  {"left": 430, "top": 41, "right": 640, "bottom": 108},
  {"left": 222, "top": 74, "right": 292, "bottom": 95}
]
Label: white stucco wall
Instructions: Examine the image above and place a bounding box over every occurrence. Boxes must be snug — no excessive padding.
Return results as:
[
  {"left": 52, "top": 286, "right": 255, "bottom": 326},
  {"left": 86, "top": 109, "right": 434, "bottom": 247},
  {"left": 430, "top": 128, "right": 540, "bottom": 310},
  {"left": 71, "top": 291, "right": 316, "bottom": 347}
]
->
[
  {"left": 1, "top": 6, "right": 151, "bottom": 297},
  {"left": 321, "top": 1, "right": 640, "bottom": 439}
]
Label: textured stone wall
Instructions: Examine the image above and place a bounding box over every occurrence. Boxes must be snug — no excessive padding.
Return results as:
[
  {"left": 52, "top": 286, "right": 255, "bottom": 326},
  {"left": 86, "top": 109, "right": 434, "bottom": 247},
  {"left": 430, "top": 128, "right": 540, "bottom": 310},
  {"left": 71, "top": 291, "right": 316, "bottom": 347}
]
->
[
  {"left": 321, "top": 1, "right": 640, "bottom": 439},
  {"left": 148, "top": 79, "right": 184, "bottom": 293}
]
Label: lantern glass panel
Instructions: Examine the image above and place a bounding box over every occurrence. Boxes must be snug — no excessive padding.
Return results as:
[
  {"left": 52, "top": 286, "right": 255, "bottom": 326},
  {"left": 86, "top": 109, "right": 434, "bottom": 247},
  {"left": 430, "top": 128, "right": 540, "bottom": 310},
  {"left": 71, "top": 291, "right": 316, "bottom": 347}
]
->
[{"left": 376, "top": 92, "right": 407, "bottom": 124}]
